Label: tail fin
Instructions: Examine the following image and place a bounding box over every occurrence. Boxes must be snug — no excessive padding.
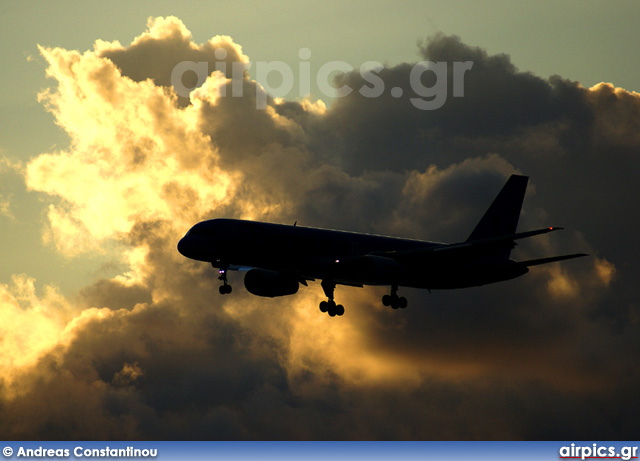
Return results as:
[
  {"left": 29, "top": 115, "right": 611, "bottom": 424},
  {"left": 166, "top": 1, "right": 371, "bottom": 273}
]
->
[{"left": 467, "top": 175, "right": 529, "bottom": 251}]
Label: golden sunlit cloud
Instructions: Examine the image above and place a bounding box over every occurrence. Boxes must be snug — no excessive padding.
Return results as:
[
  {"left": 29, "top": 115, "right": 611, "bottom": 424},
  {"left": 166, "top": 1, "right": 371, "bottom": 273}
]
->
[
  {"left": 594, "top": 257, "right": 615, "bottom": 286},
  {"left": 545, "top": 265, "right": 580, "bottom": 299},
  {"left": 29, "top": 41, "right": 234, "bottom": 257},
  {"left": 0, "top": 276, "right": 70, "bottom": 386}
]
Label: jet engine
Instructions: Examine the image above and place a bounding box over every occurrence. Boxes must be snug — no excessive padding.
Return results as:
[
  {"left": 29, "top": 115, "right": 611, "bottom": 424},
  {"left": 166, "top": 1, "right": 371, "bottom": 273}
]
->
[{"left": 244, "top": 269, "right": 299, "bottom": 297}]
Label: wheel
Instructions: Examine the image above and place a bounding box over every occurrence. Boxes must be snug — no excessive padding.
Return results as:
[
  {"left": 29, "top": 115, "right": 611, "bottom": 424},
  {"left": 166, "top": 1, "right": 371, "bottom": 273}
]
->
[
  {"left": 382, "top": 295, "right": 391, "bottom": 306},
  {"left": 329, "top": 300, "right": 337, "bottom": 316},
  {"left": 219, "top": 285, "right": 226, "bottom": 295},
  {"left": 319, "top": 301, "right": 328, "bottom": 312},
  {"left": 387, "top": 295, "right": 398, "bottom": 309},
  {"left": 226, "top": 285, "right": 232, "bottom": 294},
  {"left": 326, "top": 300, "right": 337, "bottom": 316},
  {"left": 398, "top": 297, "right": 407, "bottom": 309},
  {"left": 335, "top": 304, "right": 345, "bottom": 316}
]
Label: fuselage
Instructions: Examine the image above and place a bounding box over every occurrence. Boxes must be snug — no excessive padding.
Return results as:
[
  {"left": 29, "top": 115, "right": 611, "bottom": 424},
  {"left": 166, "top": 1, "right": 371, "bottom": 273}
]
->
[{"left": 177, "top": 218, "right": 527, "bottom": 290}]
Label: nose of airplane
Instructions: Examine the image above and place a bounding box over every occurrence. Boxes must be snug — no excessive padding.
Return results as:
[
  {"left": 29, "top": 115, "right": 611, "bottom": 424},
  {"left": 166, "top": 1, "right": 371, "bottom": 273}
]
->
[
  {"left": 177, "top": 221, "right": 224, "bottom": 262},
  {"left": 177, "top": 235, "right": 191, "bottom": 258},
  {"left": 177, "top": 230, "right": 211, "bottom": 261}
]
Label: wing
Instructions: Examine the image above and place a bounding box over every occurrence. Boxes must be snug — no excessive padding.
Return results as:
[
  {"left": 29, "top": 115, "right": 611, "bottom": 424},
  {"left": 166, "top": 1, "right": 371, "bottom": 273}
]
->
[{"left": 382, "top": 226, "right": 588, "bottom": 266}]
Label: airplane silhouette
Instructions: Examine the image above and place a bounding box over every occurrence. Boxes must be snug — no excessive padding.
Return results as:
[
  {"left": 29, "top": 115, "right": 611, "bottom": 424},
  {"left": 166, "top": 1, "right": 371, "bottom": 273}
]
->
[{"left": 178, "top": 175, "right": 587, "bottom": 316}]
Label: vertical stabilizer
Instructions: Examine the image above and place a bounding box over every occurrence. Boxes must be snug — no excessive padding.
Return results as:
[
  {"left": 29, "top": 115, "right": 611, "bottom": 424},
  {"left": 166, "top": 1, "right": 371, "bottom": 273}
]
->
[{"left": 466, "top": 175, "right": 529, "bottom": 246}]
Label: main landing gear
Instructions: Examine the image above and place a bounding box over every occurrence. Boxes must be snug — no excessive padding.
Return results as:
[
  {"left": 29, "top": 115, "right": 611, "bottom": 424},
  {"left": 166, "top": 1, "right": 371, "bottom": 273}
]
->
[
  {"left": 382, "top": 285, "right": 407, "bottom": 309},
  {"left": 317, "top": 281, "right": 408, "bottom": 316},
  {"left": 319, "top": 279, "right": 344, "bottom": 317},
  {"left": 217, "top": 266, "right": 232, "bottom": 295}
]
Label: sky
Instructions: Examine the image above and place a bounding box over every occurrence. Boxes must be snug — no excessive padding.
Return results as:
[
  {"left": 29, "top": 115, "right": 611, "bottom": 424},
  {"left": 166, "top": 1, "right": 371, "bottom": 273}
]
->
[{"left": 1, "top": 0, "right": 639, "bottom": 440}]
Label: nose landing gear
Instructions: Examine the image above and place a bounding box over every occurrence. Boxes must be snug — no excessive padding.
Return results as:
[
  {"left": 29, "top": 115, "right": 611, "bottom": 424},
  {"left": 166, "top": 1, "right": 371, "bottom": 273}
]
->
[
  {"left": 319, "top": 279, "right": 344, "bottom": 317},
  {"left": 217, "top": 267, "right": 232, "bottom": 295}
]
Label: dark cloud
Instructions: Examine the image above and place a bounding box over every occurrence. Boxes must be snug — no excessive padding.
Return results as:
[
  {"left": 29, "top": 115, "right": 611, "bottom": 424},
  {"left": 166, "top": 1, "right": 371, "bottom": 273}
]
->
[
  {"left": 4, "top": 18, "right": 640, "bottom": 440},
  {"left": 307, "top": 34, "right": 594, "bottom": 177},
  {"left": 97, "top": 17, "right": 248, "bottom": 106}
]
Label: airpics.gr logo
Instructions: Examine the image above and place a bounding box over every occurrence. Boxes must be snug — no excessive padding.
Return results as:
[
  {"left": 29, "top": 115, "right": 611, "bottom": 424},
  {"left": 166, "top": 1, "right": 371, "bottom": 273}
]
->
[
  {"left": 170, "top": 47, "right": 474, "bottom": 110},
  {"left": 559, "top": 443, "right": 639, "bottom": 460}
]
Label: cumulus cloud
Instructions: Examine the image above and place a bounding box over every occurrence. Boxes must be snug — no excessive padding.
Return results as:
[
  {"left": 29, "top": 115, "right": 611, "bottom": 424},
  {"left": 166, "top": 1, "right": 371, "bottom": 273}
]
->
[
  {"left": 1, "top": 17, "right": 639, "bottom": 439},
  {"left": 0, "top": 275, "right": 72, "bottom": 386},
  {"left": 95, "top": 16, "right": 249, "bottom": 106}
]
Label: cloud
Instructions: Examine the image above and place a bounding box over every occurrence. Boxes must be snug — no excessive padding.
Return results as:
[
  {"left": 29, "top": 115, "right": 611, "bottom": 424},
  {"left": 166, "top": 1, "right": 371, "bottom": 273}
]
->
[
  {"left": 95, "top": 17, "right": 249, "bottom": 106},
  {"left": 30, "top": 33, "right": 233, "bottom": 256},
  {"left": 0, "top": 157, "right": 23, "bottom": 220},
  {"left": 0, "top": 275, "right": 74, "bottom": 392},
  {"left": 2, "top": 20, "right": 639, "bottom": 439}
]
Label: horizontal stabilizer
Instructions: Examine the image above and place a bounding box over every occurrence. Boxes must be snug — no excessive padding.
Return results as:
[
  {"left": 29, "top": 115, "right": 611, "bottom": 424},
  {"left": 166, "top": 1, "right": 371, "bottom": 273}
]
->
[{"left": 517, "top": 253, "right": 589, "bottom": 267}]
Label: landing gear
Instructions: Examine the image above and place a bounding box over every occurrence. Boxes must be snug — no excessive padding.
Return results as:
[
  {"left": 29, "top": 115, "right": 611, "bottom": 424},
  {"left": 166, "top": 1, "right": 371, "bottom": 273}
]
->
[
  {"left": 382, "top": 285, "right": 407, "bottom": 309},
  {"left": 217, "top": 267, "right": 232, "bottom": 295},
  {"left": 319, "top": 300, "right": 345, "bottom": 317},
  {"left": 319, "top": 279, "right": 344, "bottom": 317}
]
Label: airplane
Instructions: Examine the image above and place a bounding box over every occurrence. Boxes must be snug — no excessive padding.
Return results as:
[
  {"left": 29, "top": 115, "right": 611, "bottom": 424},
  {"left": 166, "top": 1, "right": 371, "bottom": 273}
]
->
[{"left": 177, "top": 175, "right": 587, "bottom": 317}]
